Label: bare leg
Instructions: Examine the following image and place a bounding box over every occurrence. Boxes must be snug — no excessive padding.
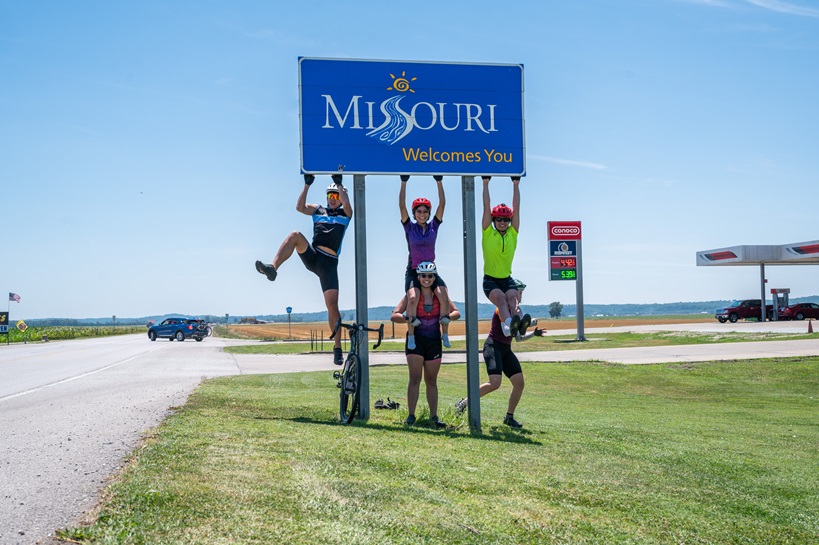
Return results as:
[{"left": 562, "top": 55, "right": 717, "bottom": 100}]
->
[
  {"left": 479, "top": 374, "right": 502, "bottom": 397},
  {"left": 435, "top": 285, "right": 450, "bottom": 334},
  {"left": 406, "top": 355, "right": 424, "bottom": 416},
  {"left": 488, "top": 289, "right": 512, "bottom": 322},
  {"left": 271, "top": 231, "right": 310, "bottom": 270},
  {"left": 423, "top": 360, "right": 442, "bottom": 417},
  {"left": 507, "top": 372, "right": 524, "bottom": 415},
  {"left": 324, "top": 289, "right": 341, "bottom": 349},
  {"left": 506, "top": 289, "right": 521, "bottom": 317},
  {"left": 406, "top": 286, "right": 419, "bottom": 334}
]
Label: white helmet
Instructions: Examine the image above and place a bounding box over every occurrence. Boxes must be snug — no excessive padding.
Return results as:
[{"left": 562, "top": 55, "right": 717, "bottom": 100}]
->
[
  {"left": 416, "top": 261, "right": 437, "bottom": 274},
  {"left": 326, "top": 183, "right": 340, "bottom": 195}
]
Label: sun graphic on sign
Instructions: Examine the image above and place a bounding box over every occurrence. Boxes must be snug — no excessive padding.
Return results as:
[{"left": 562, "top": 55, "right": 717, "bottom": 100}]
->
[{"left": 387, "top": 71, "right": 416, "bottom": 93}]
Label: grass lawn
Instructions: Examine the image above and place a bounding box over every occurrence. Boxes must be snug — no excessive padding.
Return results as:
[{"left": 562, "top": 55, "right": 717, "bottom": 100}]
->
[
  {"left": 224, "top": 330, "right": 819, "bottom": 355},
  {"left": 60, "top": 358, "right": 819, "bottom": 544}
]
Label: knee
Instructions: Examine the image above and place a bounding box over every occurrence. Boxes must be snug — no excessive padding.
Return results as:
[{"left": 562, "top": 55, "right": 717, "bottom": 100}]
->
[{"left": 486, "top": 377, "right": 502, "bottom": 391}]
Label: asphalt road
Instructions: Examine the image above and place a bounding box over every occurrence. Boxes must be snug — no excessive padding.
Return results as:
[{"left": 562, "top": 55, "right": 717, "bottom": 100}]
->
[
  {"left": 0, "top": 321, "right": 816, "bottom": 544},
  {"left": 0, "top": 335, "right": 241, "bottom": 545}
]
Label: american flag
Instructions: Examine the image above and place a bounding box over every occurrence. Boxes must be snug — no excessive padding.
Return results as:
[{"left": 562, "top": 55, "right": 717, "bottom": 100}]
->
[{"left": 9, "top": 293, "right": 21, "bottom": 303}]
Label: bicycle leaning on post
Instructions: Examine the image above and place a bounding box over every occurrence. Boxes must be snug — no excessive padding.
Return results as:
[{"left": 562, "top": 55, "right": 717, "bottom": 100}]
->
[{"left": 330, "top": 319, "right": 384, "bottom": 423}]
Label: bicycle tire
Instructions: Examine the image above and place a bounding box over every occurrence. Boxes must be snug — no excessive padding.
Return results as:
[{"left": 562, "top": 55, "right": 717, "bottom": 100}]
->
[{"left": 339, "top": 353, "right": 361, "bottom": 424}]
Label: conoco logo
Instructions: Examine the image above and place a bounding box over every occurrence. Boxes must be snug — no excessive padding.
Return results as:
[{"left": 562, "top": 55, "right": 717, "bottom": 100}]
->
[{"left": 552, "top": 226, "right": 580, "bottom": 236}]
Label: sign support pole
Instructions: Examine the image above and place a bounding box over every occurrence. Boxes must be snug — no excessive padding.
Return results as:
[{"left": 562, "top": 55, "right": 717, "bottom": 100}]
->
[
  {"left": 353, "top": 174, "right": 370, "bottom": 420},
  {"left": 461, "top": 176, "right": 481, "bottom": 432},
  {"left": 575, "top": 239, "right": 586, "bottom": 341},
  {"left": 759, "top": 263, "right": 766, "bottom": 322}
]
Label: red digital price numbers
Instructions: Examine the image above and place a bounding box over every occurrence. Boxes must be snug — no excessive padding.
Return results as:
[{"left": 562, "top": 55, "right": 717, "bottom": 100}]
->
[{"left": 550, "top": 257, "right": 577, "bottom": 269}]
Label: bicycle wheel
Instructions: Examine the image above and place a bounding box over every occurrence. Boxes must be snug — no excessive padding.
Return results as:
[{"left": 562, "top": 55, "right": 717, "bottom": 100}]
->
[{"left": 339, "top": 353, "right": 361, "bottom": 424}]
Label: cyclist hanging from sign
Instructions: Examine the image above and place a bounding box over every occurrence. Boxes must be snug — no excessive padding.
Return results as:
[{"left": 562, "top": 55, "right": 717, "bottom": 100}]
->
[
  {"left": 392, "top": 261, "right": 461, "bottom": 428},
  {"left": 481, "top": 175, "right": 530, "bottom": 337},
  {"left": 399, "top": 174, "right": 452, "bottom": 350},
  {"left": 255, "top": 174, "right": 351, "bottom": 366}
]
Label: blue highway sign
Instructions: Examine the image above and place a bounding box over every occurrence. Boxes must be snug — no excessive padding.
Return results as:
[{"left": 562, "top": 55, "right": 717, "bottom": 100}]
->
[{"left": 299, "top": 58, "right": 525, "bottom": 176}]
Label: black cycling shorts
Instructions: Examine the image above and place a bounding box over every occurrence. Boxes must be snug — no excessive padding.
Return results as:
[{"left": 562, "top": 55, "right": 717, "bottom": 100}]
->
[
  {"left": 299, "top": 245, "right": 339, "bottom": 292},
  {"left": 405, "top": 334, "right": 442, "bottom": 361},
  {"left": 405, "top": 267, "right": 447, "bottom": 293},
  {"left": 483, "top": 337, "right": 522, "bottom": 378},
  {"left": 482, "top": 274, "right": 517, "bottom": 299}
]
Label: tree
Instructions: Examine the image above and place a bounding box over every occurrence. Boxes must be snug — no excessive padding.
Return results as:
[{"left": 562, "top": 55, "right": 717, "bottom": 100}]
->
[{"left": 549, "top": 301, "right": 564, "bottom": 319}]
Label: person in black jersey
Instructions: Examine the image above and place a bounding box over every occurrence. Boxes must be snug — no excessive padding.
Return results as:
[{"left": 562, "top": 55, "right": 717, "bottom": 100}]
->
[{"left": 255, "top": 174, "right": 352, "bottom": 365}]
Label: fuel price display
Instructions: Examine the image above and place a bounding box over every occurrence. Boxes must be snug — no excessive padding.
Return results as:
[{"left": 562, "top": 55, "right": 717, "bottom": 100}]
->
[{"left": 547, "top": 222, "right": 581, "bottom": 281}]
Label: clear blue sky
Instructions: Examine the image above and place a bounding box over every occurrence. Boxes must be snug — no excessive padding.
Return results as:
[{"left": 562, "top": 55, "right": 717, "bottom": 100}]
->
[{"left": 2, "top": 0, "right": 818, "bottom": 320}]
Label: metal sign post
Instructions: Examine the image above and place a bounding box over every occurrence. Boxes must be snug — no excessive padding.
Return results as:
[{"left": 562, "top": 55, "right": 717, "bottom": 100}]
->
[
  {"left": 353, "top": 174, "right": 371, "bottom": 420},
  {"left": 461, "top": 176, "right": 481, "bottom": 432},
  {"left": 286, "top": 306, "right": 293, "bottom": 338}
]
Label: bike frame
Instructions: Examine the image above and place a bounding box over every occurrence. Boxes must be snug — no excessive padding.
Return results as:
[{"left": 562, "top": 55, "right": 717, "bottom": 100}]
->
[{"left": 331, "top": 319, "right": 383, "bottom": 423}]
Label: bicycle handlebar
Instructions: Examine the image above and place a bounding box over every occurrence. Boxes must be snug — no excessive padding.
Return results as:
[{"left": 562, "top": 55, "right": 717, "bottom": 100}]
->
[{"left": 330, "top": 319, "right": 385, "bottom": 350}]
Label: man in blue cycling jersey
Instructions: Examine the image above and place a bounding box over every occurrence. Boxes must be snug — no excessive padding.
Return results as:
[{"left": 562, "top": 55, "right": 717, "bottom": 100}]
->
[{"left": 255, "top": 174, "right": 352, "bottom": 365}]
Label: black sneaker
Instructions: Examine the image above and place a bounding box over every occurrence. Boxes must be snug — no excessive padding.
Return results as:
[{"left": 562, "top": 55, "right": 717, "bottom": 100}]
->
[
  {"left": 518, "top": 314, "right": 532, "bottom": 336},
  {"left": 430, "top": 416, "right": 447, "bottom": 429},
  {"left": 255, "top": 260, "right": 277, "bottom": 281},
  {"left": 503, "top": 415, "right": 523, "bottom": 428},
  {"left": 333, "top": 347, "right": 344, "bottom": 366},
  {"left": 404, "top": 414, "right": 416, "bottom": 425},
  {"left": 509, "top": 314, "right": 521, "bottom": 337}
]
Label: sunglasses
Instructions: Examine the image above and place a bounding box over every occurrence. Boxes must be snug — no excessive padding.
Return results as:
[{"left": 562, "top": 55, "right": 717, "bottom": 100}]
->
[
  {"left": 494, "top": 217, "right": 511, "bottom": 223},
  {"left": 326, "top": 192, "right": 340, "bottom": 200},
  {"left": 418, "top": 273, "right": 436, "bottom": 279}
]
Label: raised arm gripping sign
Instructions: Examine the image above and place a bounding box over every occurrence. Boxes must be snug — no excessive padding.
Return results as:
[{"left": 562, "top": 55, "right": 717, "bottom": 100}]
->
[{"left": 299, "top": 57, "right": 525, "bottom": 176}]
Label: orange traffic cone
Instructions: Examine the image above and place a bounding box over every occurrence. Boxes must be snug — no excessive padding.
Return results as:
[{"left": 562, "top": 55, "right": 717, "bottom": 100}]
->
[{"left": 809, "top": 320, "right": 814, "bottom": 334}]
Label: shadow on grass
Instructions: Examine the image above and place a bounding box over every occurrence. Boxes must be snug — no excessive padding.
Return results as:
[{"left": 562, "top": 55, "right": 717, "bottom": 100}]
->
[{"left": 244, "top": 413, "right": 543, "bottom": 445}]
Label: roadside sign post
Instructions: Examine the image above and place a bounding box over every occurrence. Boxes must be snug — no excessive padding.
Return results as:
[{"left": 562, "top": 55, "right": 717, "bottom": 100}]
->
[
  {"left": 548, "top": 221, "right": 585, "bottom": 341},
  {"left": 353, "top": 174, "right": 370, "bottom": 421},
  {"left": 286, "top": 306, "right": 293, "bottom": 338},
  {"left": 461, "top": 175, "right": 481, "bottom": 432}
]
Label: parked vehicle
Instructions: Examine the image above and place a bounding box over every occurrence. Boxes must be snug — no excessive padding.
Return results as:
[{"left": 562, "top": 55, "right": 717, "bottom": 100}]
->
[
  {"left": 715, "top": 300, "right": 773, "bottom": 323},
  {"left": 147, "top": 317, "right": 208, "bottom": 342},
  {"left": 779, "top": 303, "right": 819, "bottom": 321}
]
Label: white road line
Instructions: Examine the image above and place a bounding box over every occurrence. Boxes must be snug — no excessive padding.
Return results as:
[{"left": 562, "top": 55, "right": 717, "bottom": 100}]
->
[{"left": 0, "top": 345, "right": 165, "bottom": 403}]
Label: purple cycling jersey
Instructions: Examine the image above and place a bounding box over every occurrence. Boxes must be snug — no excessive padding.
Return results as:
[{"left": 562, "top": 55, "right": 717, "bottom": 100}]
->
[{"left": 403, "top": 216, "right": 442, "bottom": 270}]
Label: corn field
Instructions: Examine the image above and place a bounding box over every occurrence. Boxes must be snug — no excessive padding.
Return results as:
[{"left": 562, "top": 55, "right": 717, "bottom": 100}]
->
[{"left": 1, "top": 325, "right": 146, "bottom": 344}]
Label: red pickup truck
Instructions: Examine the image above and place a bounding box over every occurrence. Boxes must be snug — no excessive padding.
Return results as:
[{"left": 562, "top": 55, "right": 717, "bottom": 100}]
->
[{"left": 715, "top": 300, "right": 773, "bottom": 323}]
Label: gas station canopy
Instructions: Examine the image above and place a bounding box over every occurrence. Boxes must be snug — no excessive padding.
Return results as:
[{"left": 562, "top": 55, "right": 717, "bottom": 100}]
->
[
  {"left": 696, "top": 240, "right": 819, "bottom": 266},
  {"left": 696, "top": 240, "right": 819, "bottom": 322}
]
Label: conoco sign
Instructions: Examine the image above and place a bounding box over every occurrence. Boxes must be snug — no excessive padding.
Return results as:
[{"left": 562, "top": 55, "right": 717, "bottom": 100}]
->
[{"left": 548, "top": 221, "right": 582, "bottom": 241}]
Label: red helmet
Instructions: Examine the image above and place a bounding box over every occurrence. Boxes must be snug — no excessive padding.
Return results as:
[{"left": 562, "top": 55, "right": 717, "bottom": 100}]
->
[
  {"left": 412, "top": 197, "right": 432, "bottom": 213},
  {"left": 491, "top": 203, "right": 513, "bottom": 218}
]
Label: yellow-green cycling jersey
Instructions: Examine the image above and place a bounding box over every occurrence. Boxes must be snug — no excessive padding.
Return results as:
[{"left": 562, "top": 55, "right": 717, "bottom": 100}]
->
[{"left": 482, "top": 225, "right": 518, "bottom": 278}]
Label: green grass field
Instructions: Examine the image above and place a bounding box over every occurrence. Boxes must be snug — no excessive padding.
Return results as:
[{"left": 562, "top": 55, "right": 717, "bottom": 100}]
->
[
  {"left": 60, "top": 358, "right": 819, "bottom": 544},
  {"left": 223, "top": 329, "right": 819, "bottom": 355}
]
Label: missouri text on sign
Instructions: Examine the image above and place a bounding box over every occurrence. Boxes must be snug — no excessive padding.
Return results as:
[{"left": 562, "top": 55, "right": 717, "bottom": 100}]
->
[{"left": 299, "top": 58, "right": 525, "bottom": 176}]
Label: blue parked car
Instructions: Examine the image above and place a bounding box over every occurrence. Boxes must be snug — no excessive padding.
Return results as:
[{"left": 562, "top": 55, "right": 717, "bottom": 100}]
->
[{"left": 147, "top": 317, "right": 208, "bottom": 342}]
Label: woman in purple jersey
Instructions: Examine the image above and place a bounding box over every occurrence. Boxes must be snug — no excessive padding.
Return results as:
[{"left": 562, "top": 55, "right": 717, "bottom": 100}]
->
[
  {"left": 392, "top": 261, "right": 460, "bottom": 428},
  {"left": 399, "top": 174, "right": 451, "bottom": 351}
]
